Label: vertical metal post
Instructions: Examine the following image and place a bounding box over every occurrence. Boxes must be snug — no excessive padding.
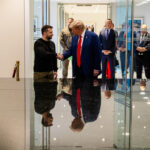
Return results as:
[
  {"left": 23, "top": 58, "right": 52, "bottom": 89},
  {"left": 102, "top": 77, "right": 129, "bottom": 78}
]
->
[
  {"left": 48, "top": 127, "right": 50, "bottom": 150},
  {"left": 124, "top": 0, "right": 129, "bottom": 148},
  {"left": 129, "top": 0, "right": 134, "bottom": 148},
  {"left": 47, "top": 0, "right": 50, "bottom": 25},
  {"left": 42, "top": 126, "right": 44, "bottom": 150},
  {"left": 42, "top": 0, "right": 44, "bottom": 26},
  {"left": 125, "top": 0, "right": 129, "bottom": 81}
]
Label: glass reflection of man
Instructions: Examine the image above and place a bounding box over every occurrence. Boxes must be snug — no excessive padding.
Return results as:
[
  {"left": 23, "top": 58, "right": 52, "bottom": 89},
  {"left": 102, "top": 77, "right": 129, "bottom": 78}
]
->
[
  {"left": 60, "top": 78, "right": 101, "bottom": 132},
  {"left": 102, "top": 79, "right": 116, "bottom": 99},
  {"left": 140, "top": 79, "right": 146, "bottom": 91},
  {"left": 34, "top": 79, "right": 58, "bottom": 127}
]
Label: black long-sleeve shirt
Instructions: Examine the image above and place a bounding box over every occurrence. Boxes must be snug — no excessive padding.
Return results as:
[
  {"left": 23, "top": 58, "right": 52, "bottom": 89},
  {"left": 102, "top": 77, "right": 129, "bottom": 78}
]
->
[{"left": 34, "top": 38, "right": 57, "bottom": 72}]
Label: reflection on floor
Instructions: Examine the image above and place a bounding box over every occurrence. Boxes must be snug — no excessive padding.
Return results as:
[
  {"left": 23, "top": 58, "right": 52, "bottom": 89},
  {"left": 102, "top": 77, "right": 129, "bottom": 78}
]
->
[{"left": 0, "top": 78, "right": 150, "bottom": 150}]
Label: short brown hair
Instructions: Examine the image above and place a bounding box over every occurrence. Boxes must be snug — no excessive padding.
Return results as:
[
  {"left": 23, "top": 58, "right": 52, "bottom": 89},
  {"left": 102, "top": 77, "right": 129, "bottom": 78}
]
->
[{"left": 41, "top": 25, "right": 53, "bottom": 35}]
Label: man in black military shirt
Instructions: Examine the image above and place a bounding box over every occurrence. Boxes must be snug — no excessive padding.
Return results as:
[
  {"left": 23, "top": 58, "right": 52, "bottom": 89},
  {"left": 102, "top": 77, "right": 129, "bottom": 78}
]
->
[{"left": 34, "top": 25, "right": 57, "bottom": 80}]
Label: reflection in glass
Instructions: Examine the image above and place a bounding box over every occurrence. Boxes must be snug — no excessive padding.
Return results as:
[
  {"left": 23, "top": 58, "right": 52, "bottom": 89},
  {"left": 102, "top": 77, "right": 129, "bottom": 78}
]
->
[{"left": 59, "top": 78, "right": 101, "bottom": 132}]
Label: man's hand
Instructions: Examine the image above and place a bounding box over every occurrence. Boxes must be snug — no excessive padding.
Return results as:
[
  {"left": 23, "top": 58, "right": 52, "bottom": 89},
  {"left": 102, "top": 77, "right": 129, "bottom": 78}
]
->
[
  {"left": 102, "top": 50, "right": 112, "bottom": 55},
  {"left": 136, "top": 47, "right": 147, "bottom": 52},
  {"left": 93, "top": 79, "right": 99, "bottom": 87},
  {"left": 53, "top": 72, "right": 57, "bottom": 79},
  {"left": 119, "top": 47, "right": 126, "bottom": 52},
  {"left": 136, "top": 47, "right": 142, "bottom": 51},
  {"left": 57, "top": 53, "right": 64, "bottom": 60},
  {"left": 140, "top": 47, "right": 147, "bottom": 52},
  {"left": 93, "top": 70, "right": 99, "bottom": 77},
  {"left": 122, "top": 48, "right": 126, "bottom": 52}
]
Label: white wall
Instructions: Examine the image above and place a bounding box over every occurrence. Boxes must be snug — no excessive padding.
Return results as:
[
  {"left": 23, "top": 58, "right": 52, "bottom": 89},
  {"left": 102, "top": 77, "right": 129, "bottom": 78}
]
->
[
  {"left": 64, "top": 5, "right": 107, "bottom": 35},
  {"left": 134, "top": 2, "right": 150, "bottom": 32},
  {"left": 0, "top": 0, "right": 25, "bottom": 78},
  {"left": 0, "top": 79, "right": 25, "bottom": 150}
]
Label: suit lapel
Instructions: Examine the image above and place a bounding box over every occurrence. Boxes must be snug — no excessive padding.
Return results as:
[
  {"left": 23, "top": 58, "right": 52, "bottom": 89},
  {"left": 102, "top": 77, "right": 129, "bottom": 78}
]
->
[
  {"left": 102, "top": 29, "right": 106, "bottom": 39},
  {"left": 81, "top": 31, "right": 89, "bottom": 55}
]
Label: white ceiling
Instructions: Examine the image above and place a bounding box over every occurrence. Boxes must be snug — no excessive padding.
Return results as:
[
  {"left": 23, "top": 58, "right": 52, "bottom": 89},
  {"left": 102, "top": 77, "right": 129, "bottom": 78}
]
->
[
  {"left": 57, "top": 0, "right": 116, "bottom": 4},
  {"left": 64, "top": 5, "right": 107, "bottom": 13}
]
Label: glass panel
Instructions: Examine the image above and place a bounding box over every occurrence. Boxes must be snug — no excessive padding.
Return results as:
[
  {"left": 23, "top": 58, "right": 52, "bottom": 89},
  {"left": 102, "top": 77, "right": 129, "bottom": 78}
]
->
[
  {"left": 113, "top": 79, "right": 131, "bottom": 149},
  {"left": 34, "top": 0, "right": 49, "bottom": 41},
  {"left": 113, "top": 0, "right": 134, "bottom": 149},
  {"left": 34, "top": 0, "right": 43, "bottom": 41},
  {"left": 132, "top": 0, "right": 150, "bottom": 149}
]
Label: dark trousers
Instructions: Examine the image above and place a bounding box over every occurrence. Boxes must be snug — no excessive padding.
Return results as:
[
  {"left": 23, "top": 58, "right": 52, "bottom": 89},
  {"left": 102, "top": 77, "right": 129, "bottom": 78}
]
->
[
  {"left": 136, "top": 54, "right": 150, "bottom": 79},
  {"left": 102, "top": 55, "right": 115, "bottom": 79}
]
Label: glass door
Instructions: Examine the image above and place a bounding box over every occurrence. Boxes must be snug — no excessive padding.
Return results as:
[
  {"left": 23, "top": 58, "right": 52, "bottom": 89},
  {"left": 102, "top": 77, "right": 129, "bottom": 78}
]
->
[
  {"left": 113, "top": 0, "right": 134, "bottom": 149},
  {"left": 34, "top": 0, "right": 50, "bottom": 41}
]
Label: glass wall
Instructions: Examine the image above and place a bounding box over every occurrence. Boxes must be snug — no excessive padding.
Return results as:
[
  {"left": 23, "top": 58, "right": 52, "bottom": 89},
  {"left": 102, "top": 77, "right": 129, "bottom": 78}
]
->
[
  {"left": 34, "top": 0, "right": 50, "bottom": 41},
  {"left": 30, "top": 0, "right": 150, "bottom": 149}
]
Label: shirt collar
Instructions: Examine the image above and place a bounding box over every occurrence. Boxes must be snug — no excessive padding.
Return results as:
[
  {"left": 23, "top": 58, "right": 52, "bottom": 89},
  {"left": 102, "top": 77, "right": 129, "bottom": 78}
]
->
[
  {"left": 81, "top": 29, "right": 86, "bottom": 38},
  {"left": 105, "top": 28, "right": 110, "bottom": 32}
]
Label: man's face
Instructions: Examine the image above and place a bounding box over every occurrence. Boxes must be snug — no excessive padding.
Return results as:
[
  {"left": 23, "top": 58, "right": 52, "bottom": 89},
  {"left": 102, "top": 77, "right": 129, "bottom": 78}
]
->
[
  {"left": 68, "top": 19, "right": 74, "bottom": 26},
  {"left": 46, "top": 113, "right": 53, "bottom": 126},
  {"left": 45, "top": 28, "right": 53, "bottom": 40},
  {"left": 105, "top": 20, "right": 112, "bottom": 29},
  {"left": 72, "top": 27, "right": 81, "bottom": 36},
  {"left": 141, "top": 28, "right": 147, "bottom": 35}
]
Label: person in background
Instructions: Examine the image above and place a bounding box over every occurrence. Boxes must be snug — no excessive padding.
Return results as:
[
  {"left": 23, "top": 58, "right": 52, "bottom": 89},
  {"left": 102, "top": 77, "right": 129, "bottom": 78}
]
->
[
  {"left": 91, "top": 25, "right": 95, "bottom": 32},
  {"left": 136, "top": 24, "right": 150, "bottom": 80},
  {"left": 118, "top": 23, "right": 137, "bottom": 78},
  {"left": 99, "top": 19, "right": 116, "bottom": 79},
  {"left": 60, "top": 18, "right": 74, "bottom": 78},
  {"left": 111, "top": 23, "right": 119, "bottom": 71}
]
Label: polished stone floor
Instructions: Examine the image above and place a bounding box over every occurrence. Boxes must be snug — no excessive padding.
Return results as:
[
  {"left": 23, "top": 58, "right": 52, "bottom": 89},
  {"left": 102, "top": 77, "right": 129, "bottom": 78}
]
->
[{"left": 0, "top": 78, "right": 150, "bottom": 150}]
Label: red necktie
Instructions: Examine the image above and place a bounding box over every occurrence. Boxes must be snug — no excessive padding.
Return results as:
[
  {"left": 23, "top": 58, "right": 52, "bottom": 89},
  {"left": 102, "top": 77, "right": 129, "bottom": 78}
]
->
[
  {"left": 76, "top": 88, "right": 81, "bottom": 117},
  {"left": 77, "top": 36, "right": 82, "bottom": 68},
  {"left": 106, "top": 61, "right": 111, "bottom": 79}
]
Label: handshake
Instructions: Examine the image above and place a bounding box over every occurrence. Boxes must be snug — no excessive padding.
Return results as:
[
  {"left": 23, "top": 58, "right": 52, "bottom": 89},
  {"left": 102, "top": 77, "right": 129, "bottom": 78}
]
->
[{"left": 56, "top": 53, "right": 64, "bottom": 60}]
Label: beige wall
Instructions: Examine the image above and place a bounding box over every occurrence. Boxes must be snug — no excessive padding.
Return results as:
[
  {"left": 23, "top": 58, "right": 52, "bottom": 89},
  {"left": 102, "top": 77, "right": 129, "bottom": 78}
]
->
[
  {"left": 64, "top": 5, "right": 107, "bottom": 35},
  {"left": 0, "top": 0, "right": 25, "bottom": 78}
]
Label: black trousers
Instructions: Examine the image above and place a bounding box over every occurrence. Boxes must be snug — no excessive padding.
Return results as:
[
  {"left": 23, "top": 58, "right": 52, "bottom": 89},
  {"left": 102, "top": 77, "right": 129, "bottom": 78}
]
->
[{"left": 136, "top": 53, "right": 150, "bottom": 79}]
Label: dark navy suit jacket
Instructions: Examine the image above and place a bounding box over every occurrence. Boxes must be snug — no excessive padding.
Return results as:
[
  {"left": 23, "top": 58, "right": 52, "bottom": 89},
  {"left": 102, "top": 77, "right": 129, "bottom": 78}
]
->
[
  {"left": 63, "top": 30, "right": 101, "bottom": 77},
  {"left": 99, "top": 28, "right": 116, "bottom": 55}
]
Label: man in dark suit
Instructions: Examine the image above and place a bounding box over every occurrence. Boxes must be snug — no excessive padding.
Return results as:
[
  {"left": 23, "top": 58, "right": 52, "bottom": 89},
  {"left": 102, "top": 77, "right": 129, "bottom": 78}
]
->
[
  {"left": 136, "top": 24, "right": 150, "bottom": 79},
  {"left": 57, "top": 20, "right": 101, "bottom": 78},
  {"left": 99, "top": 19, "right": 116, "bottom": 79}
]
